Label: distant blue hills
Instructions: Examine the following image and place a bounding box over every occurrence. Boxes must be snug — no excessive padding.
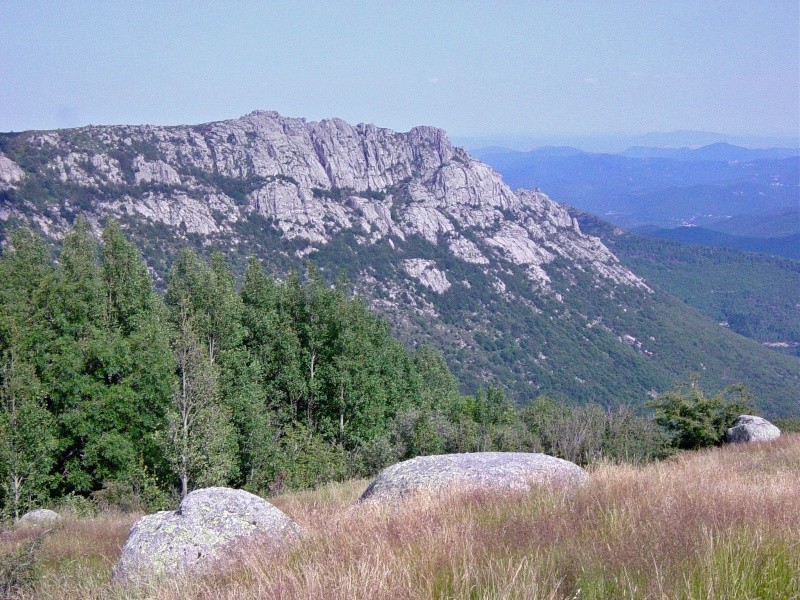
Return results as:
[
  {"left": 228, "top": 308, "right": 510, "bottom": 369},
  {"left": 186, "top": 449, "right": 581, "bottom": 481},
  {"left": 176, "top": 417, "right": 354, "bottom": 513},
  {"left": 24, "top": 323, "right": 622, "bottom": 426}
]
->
[
  {"left": 633, "top": 226, "right": 800, "bottom": 260},
  {"left": 456, "top": 131, "right": 799, "bottom": 154},
  {"left": 477, "top": 142, "right": 800, "bottom": 162},
  {"left": 620, "top": 142, "right": 800, "bottom": 161},
  {"left": 475, "top": 142, "right": 799, "bottom": 258}
]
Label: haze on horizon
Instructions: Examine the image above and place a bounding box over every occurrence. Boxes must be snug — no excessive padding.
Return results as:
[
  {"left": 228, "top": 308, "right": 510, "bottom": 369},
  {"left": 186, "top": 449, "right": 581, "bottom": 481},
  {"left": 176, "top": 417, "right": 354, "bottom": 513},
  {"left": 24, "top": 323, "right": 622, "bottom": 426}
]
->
[{"left": 1, "top": 1, "right": 797, "bottom": 148}]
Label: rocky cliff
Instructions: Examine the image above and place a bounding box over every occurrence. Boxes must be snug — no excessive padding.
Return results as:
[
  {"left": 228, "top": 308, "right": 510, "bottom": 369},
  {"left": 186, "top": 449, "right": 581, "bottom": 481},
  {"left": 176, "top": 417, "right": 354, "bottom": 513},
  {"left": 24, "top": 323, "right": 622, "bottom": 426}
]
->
[
  {"left": 2, "top": 111, "right": 798, "bottom": 410},
  {"left": 0, "top": 110, "right": 645, "bottom": 293}
]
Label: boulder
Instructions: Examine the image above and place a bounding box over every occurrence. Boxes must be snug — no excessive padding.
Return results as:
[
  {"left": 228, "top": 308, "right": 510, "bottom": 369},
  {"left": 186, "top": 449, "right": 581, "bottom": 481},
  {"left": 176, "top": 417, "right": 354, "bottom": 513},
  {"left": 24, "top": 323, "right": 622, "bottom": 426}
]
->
[
  {"left": 360, "top": 452, "right": 588, "bottom": 502},
  {"left": 112, "top": 487, "right": 301, "bottom": 585},
  {"left": 725, "top": 415, "right": 781, "bottom": 444},
  {"left": 16, "top": 508, "right": 61, "bottom": 527}
]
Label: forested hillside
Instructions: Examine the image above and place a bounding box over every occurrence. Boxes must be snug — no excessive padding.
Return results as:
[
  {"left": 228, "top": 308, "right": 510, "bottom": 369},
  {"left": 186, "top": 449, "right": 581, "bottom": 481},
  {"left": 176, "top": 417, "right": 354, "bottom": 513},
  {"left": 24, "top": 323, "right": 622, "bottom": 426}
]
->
[
  {"left": 1, "top": 113, "right": 799, "bottom": 419},
  {"left": 575, "top": 211, "right": 800, "bottom": 357},
  {"left": 1, "top": 221, "right": 677, "bottom": 518}
]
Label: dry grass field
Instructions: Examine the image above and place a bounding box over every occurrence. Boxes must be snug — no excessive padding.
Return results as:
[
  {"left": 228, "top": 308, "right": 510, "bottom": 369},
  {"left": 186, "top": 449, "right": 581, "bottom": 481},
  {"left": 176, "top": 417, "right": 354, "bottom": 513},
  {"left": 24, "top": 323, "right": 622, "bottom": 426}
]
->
[{"left": 3, "top": 435, "right": 799, "bottom": 599}]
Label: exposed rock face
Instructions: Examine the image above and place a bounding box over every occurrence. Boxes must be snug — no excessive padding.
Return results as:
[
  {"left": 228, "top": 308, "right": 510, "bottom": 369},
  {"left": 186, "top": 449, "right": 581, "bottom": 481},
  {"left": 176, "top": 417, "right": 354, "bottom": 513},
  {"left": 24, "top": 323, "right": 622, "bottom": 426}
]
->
[
  {"left": 0, "top": 110, "right": 647, "bottom": 295},
  {"left": 0, "top": 153, "right": 25, "bottom": 186},
  {"left": 403, "top": 259, "right": 451, "bottom": 293},
  {"left": 359, "top": 452, "right": 589, "bottom": 501},
  {"left": 16, "top": 508, "right": 61, "bottom": 527},
  {"left": 132, "top": 156, "right": 181, "bottom": 186},
  {"left": 112, "top": 487, "right": 301, "bottom": 585},
  {"left": 725, "top": 415, "right": 781, "bottom": 443}
]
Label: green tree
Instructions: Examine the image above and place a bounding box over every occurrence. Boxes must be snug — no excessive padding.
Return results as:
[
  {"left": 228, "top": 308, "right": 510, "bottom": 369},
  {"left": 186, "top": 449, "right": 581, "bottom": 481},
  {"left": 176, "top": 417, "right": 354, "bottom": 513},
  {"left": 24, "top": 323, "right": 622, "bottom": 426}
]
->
[
  {"left": 43, "top": 220, "right": 174, "bottom": 494},
  {"left": 0, "top": 351, "right": 57, "bottom": 519},
  {"left": 0, "top": 228, "right": 55, "bottom": 367},
  {"left": 99, "top": 221, "right": 174, "bottom": 482},
  {"left": 165, "top": 249, "right": 244, "bottom": 365},
  {"left": 101, "top": 220, "right": 159, "bottom": 333},
  {"left": 164, "top": 300, "right": 237, "bottom": 498}
]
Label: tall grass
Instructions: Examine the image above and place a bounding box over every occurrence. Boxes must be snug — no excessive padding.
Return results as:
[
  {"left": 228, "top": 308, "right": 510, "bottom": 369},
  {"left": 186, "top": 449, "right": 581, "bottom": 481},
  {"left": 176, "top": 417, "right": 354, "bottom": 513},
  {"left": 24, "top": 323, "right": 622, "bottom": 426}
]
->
[{"left": 5, "top": 435, "right": 800, "bottom": 599}]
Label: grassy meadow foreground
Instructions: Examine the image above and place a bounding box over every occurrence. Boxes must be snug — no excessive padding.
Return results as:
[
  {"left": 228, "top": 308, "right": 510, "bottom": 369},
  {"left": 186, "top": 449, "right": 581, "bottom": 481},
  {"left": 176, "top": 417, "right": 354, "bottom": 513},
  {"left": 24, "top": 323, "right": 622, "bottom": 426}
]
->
[{"left": 3, "top": 436, "right": 799, "bottom": 600}]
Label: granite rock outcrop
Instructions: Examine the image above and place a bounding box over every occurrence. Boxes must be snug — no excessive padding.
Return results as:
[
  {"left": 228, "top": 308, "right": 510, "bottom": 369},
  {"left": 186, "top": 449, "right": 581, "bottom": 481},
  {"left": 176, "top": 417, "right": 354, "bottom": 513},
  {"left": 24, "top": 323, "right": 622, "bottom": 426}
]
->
[
  {"left": 360, "top": 452, "right": 589, "bottom": 502},
  {"left": 112, "top": 487, "right": 301, "bottom": 585},
  {"left": 0, "top": 111, "right": 648, "bottom": 294}
]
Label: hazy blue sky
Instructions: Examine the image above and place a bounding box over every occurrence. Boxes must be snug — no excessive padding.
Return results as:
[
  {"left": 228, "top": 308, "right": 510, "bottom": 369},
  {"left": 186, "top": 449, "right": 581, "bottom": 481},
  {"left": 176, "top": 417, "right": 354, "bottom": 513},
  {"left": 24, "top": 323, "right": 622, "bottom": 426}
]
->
[{"left": 1, "top": 1, "right": 798, "bottom": 141}]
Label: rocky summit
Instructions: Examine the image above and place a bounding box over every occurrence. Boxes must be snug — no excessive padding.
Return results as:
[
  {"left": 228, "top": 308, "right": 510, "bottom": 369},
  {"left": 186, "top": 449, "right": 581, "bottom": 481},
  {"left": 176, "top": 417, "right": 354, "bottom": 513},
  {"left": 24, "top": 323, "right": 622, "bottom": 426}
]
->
[
  {"left": 2, "top": 111, "right": 799, "bottom": 410},
  {"left": 0, "top": 110, "right": 644, "bottom": 291}
]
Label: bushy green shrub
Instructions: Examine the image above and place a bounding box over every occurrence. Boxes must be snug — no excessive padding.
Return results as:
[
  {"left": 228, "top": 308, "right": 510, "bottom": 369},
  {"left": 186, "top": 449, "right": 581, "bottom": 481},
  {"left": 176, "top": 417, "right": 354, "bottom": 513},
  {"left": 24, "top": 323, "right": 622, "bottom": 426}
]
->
[
  {"left": 268, "top": 424, "right": 349, "bottom": 492},
  {"left": 90, "top": 465, "right": 173, "bottom": 513},
  {"left": 648, "top": 377, "right": 753, "bottom": 450},
  {"left": 521, "top": 396, "right": 671, "bottom": 465}
]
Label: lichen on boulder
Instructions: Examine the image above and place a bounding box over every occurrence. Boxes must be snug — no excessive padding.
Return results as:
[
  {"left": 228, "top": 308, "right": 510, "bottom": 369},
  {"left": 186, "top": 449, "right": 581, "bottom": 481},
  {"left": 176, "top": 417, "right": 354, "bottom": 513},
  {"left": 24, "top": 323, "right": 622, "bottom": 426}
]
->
[
  {"left": 112, "top": 487, "right": 301, "bottom": 585},
  {"left": 360, "top": 451, "right": 589, "bottom": 502}
]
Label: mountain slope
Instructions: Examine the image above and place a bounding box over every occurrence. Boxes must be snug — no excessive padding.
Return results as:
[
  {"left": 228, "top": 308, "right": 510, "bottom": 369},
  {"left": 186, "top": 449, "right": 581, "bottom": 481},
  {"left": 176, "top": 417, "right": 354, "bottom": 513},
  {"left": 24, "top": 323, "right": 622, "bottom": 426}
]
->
[
  {"left": 575, "top": 211, "right": 800, "bottom": 358},
  {"left": 637, "top": 227, "right": 800, "bottom": 260},
  {"left": 1, "top": 112, "right": 799, "bottom": 415},
  {"left": 703, "top": 210, "right": 800, "bottom": 238}
]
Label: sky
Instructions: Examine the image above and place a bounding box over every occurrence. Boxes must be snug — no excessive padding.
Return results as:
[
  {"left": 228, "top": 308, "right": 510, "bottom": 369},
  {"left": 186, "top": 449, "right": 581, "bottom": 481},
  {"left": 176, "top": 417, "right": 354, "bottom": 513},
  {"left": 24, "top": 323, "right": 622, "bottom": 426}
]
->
[{"left": 1, "top": 1, "right": 798, "bottom": 145}]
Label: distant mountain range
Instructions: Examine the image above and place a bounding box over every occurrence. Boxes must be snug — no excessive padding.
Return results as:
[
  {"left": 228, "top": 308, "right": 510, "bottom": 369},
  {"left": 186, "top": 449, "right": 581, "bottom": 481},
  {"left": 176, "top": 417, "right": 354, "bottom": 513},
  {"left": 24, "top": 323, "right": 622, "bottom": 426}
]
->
[
  {"left": 619, "top": 143, "right": 800, "bottom": 162},
  {"left": 475, "top": 143, "right": 799, "bottom": 249},
  {"left": 455, "top": 131, "right": 800, "bottom": 154},
  {"left": 478, "top": 143, "right": 800, "bottom": 162}
]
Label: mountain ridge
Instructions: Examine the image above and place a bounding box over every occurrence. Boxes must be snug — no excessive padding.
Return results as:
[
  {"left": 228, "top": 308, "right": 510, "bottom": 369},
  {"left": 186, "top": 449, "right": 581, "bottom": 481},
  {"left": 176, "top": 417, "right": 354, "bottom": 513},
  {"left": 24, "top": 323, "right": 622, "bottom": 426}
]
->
[{"left": 1, "top": 111, "right": 799, "bottom": 415}]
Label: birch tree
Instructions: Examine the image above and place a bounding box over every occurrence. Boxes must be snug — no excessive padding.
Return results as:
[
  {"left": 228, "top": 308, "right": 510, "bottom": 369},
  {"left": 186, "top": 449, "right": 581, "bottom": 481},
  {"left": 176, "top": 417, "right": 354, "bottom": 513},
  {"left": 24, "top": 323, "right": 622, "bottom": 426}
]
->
[
  {"left": 164, "top": 300, "right": 237, "bottom": 498},
  {"left": 0, "top": 350, "right": 56, "bottom": 519}
]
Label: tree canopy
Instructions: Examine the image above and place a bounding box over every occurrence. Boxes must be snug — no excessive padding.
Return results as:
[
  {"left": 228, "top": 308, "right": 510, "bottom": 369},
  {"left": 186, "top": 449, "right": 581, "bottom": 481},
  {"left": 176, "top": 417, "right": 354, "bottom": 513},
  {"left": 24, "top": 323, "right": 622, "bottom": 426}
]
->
[{"left": 0, "top": 222, "right": 727, "bottom": 516}]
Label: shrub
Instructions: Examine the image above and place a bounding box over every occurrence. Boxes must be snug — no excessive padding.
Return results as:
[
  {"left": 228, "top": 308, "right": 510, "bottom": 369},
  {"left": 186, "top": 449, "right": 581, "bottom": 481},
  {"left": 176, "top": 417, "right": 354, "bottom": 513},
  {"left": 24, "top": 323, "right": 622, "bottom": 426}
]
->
[
  {"left": 520, "top": 396, "right": 671, "bottom": 465},
  {"left": 269, "top": 424, "right": 349, "bottom": 492},
  {"left": 91, "top": 469, "right": 172, "bottom": 513},
  {"left": 648, "top": 377, "right": 753, "bottom": 450},
  {"left": 774, "top": 417, "right": 800, "bottom": 434},
  {"left": 349, "top": 433, "right": 401, "bottom": 478},
  {"left": 0, "top": 531, "right": 45, "bottom": 597}
]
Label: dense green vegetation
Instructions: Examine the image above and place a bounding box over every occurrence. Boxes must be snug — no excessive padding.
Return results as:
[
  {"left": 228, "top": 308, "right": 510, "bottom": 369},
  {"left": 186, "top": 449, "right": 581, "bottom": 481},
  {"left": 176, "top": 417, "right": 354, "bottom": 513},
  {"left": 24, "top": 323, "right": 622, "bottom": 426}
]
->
[
  {"left": 1, "top": 221, "right": 685, "bottom": 519},
  {"left": 576, "top": 211, "right": 800, "bottom": 357},
  {"left": 306, "top": 229, "right": 800, "bottom": 416},
  {"left": 648, "top": 376, "right": 753, "bottom": 450},
  {"left": 641, "top": 226, "right": 800, "bottom": 261}
]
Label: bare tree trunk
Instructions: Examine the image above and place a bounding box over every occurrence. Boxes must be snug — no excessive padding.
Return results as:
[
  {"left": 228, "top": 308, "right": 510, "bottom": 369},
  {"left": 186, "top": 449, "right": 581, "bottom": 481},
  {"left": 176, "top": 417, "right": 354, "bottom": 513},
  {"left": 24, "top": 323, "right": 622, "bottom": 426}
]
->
[
  {"left": 339, "top": 384, "right": 345, "bottom": 441},
  {"left": 12, "top": 474, "right": 21, "bottom": 521},
  {"left": 308, "top": 350, "right": 316, "bottom": 429},
  {"left": 179, "top": 304, "right": 192, "bottom": 498}
]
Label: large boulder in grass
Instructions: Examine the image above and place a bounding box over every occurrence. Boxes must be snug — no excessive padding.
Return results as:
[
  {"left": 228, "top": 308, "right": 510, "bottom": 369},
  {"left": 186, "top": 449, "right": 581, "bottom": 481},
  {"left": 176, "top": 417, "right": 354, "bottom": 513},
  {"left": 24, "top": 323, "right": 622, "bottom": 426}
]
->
[
  {"left": 112, "top": 487, "right": 301, "bottom": 585},
  {"left": 360, "top": 452, "right": 588, "bottom": 502},
  {"left": 725, "top": 415, "right": 781, "bottom": 444},
  {"left": 17, "top": 509, "right": 61, "bottom": 527}
]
